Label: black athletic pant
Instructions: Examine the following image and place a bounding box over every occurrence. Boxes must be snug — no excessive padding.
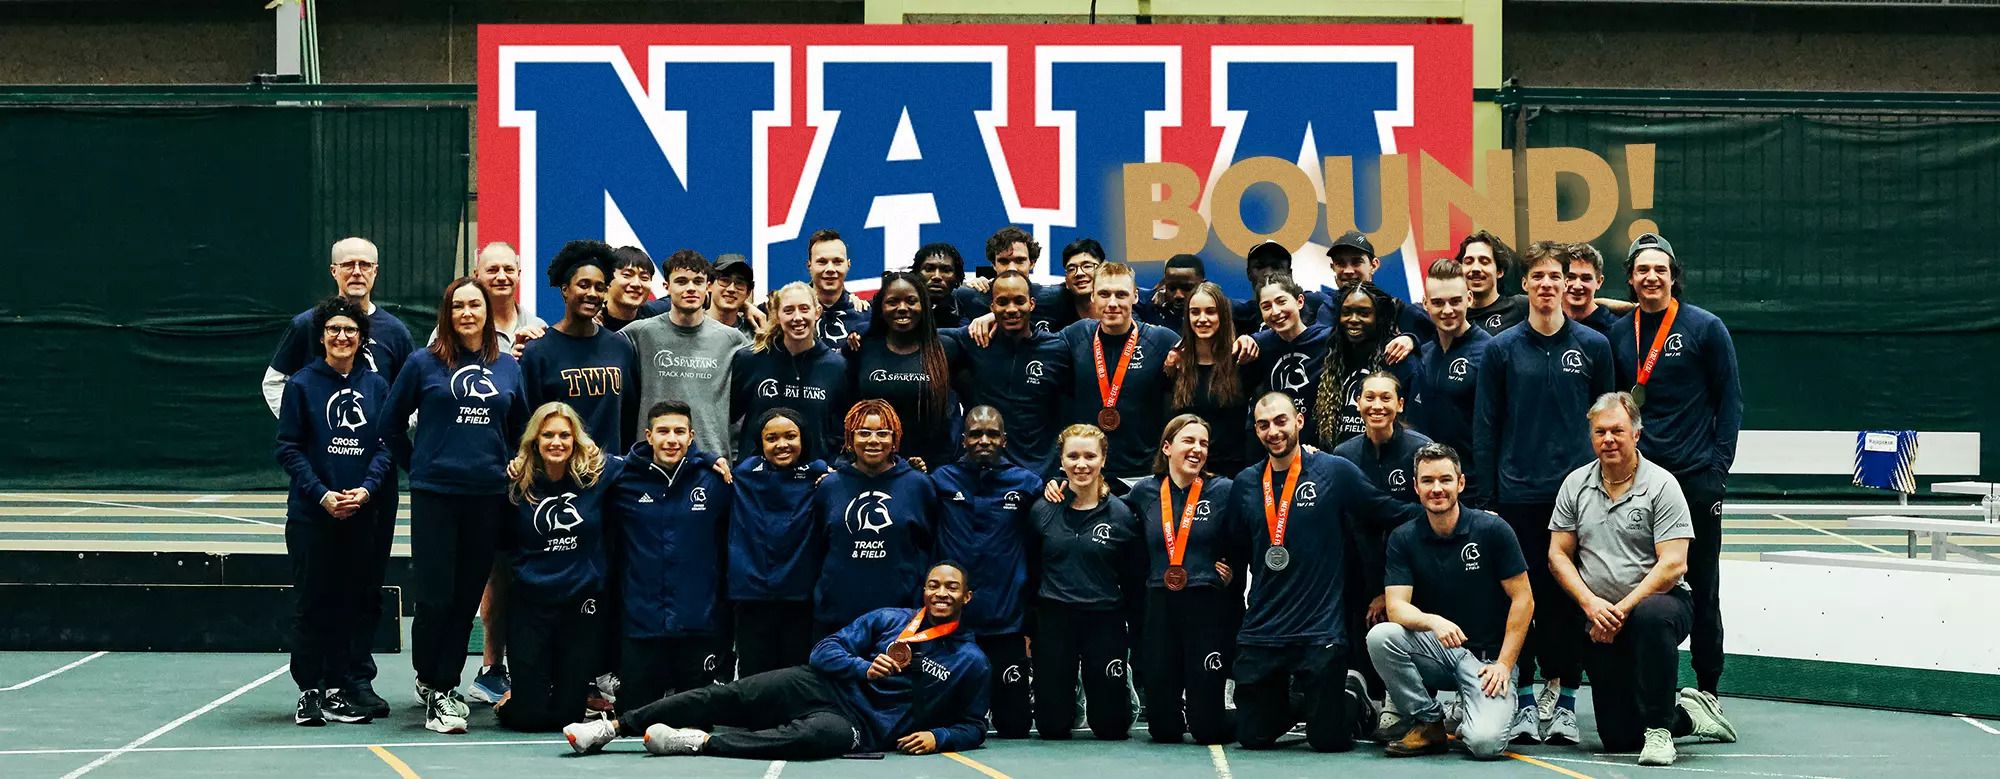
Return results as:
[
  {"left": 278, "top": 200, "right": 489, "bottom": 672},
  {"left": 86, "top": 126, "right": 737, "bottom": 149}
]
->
[
  {"left": 1580, "top": 589, "right": 1696, "bottom": 752},
  {"left": 495, "top": 591, "right": 602, "bottom": 731},
  {"left": 620, "top": 634, "right": 728, "bottom": 713},
  {"left": 734, "top": 601, "right": 816, "bottom": 678},
  {"left": 1233, "top": 642, "right": 1358, "bottom": 752},
  {"left": 618, "top": 666, "right": 858, "bottom": 760},
  {"left": 979, "top": 633, "right": 1033, "bottom": 739},
  {"left": 408, "top": 489, "right": 505, "bottom": 690},
  {"left": 343, "top": 482, "right": 396, "bottom": 689},
  {"left": 1139, "top": 587, "right": 1236, "bottom": 744},
  {"left": 285, "top": 515, "right": 375, "bottom": 692},
  {"left": 1032, "top": 601, "right": 1131, "bottom": 740},
  {"left": 1675, "top": 467, "right": 1728, "bottom": 694},
  {"left": 1499, "top": 501, "right": 1581, "bottom": 691}
]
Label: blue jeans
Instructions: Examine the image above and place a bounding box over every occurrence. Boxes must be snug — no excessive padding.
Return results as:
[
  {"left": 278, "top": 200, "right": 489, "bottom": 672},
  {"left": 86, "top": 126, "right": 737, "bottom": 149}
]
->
[{"left": 1366, "top": 622, "right": 1513, "bottom": 759}]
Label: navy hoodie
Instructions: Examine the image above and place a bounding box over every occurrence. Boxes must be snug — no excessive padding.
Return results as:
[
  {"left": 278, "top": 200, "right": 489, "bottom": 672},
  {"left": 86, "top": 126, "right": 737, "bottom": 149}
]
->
[
  {"left": 815, "top": 290, "right": 871, "bottom": 350},
  {"left": 1610, "top": 303, "right": 1743, "bottom": 476},
  {"left": 1409, "top": 326, "right": 1492, "bottom": 505},
  {"left": 504, "top": 461, "right": 621, "bottom": 605},
  {"left": 809, "top": 607, "right": 990, "bottom": 753},
  {"left": 518, "top": 326, "right": 639, "bottom": 453},
  {"left": 931, "top": 459, "right": 1044, "bottom": 635},
  {"left": 275, "top": 360, "right": 394, "bottom": 522},
  {"left": 1124, "top": 475, "right": 1237, "bottom": 593},
  {"left": 384, "top": 349, "right": 530, "bottom": 495},
  {"left": 730, "top": 342, "right": 850, "bottom": 463},
  {"left": 268, "top": 304, "right": 416, "bottom": 385},
  {"left": 1046, "top": 319, "right": 1183, "bottom": 479},
  {"left": 809, "top": 458, "right": 939, "bottom": 626},
  {"left": 727, "top": 455, "right": 827, "bottom": 602},
  {"left": 1473, "top": 318, "right": 1616, "bottom": 504},
  {"left": 607, "top": 442, "right": 732, "bottom": 638},
  {"left": 1333, "top": 427, "right": 1433, "bottom": 597},
  {"left": 1235, "top": 289, "right": 1332, "bottom": 334},
  {"left": 1228, "top": 451, "right": 1421, "bottom": 647},
  {"left": 941, "top": 327, "right": 1065, "bottom": 474},
  {"left": 1247, "top": 323, "right": 1332, "bottom": 438}
]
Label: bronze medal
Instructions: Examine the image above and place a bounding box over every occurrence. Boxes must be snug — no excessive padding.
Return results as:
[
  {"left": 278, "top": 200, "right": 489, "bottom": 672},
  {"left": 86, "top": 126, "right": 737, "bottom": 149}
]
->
[
  {"left": 1163, "top": 565, "right": 1188, "bottom": 591},
  {"left": 1097, "top": 408, "right": 1122, "bottom": 431},
  {"left": 886, "top": 641, "right": 912, "bottom": 665}
]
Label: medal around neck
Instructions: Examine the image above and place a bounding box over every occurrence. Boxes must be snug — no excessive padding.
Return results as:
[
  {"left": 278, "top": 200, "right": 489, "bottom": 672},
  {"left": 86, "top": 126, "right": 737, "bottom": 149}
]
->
[{"left": 1264, "top": 545, "right": 1291, "bottom": 572}]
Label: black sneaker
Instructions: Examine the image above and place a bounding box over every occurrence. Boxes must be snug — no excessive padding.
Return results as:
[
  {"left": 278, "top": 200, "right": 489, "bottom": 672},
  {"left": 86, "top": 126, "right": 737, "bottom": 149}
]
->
[
  {"left": 296, "top": 690, "right": 327, "bottom": 727},
  {"left": 344, "top": 681, "right": 390, "bottom": 718},
  {"left": 323, "top": 689, "right": 376, "bottom": 724}
]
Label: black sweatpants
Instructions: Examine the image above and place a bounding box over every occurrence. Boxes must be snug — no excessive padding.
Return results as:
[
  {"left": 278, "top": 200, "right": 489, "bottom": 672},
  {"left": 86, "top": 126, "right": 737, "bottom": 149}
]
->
[
  {"left": 1032, "top": 601, "right": 1131, "bottom": 740},
  {"left": 408, "top": 489, "right": 505, "bottom": 690},
  {"left": 1580, "top": 589, "right": 1696, "bottom": 752},
  {"left": 1233, "top": 642, "right": 1358, "bottom": 752},
  {"left": 344, "top": 483, "right": 396, "bottom": 689},
  {"left": 979, "top": 633, "right": 1033, "bottom": 739},
  {"left": 1139, "top": 587, "right": 1236, "bottom": 744},
  {"left": 618, "top": 666, "right": 858, "bottom": 760},
  {"left": 285, "top": 515, "right": 376, "bottom": 692},
  {"left": 1675, "top": 467, "right": 1728, "bottom": 694},
  {"left": 734, "top": 600, "right": 816, "bottom": 678},
  {"left": 1499, "top": 501, "right": 1581, "bottom": 690},
  {"left": 619, "top": 634, "right": 728, "bottom": 713},
  {"left": 495, "top": 591, "right": 602, "bottom": 732}
]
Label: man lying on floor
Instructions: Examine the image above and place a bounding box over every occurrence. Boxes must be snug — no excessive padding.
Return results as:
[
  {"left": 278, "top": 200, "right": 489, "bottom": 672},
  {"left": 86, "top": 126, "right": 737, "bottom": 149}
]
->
[{"left": 562, "top": 561, "right": 992, "bottom": 759}]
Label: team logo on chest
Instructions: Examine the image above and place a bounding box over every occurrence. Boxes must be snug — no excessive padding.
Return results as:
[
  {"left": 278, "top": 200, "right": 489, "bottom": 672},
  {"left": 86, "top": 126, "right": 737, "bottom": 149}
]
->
[
  {"left": 1460, "top": 542, "right": 1482, "bottom": 571},
  {"left": 844, "top": 491, "right": 895, "bottom": 534},
  {"left": 450, "top": 365, "right": 500, "bottom": 401},
  {"left": 1271, "top": 352, "right": 1311, "bottom": 393},
  {"left": 534, "top": 492, "right": 585, "bottom": 535},
  {"left": 1089, "top": 523, "right": 1114, "bottom": 544},
  {"left": 1025, "top": 359, "right": 1046, "bottom": 383},
  {"left": 822, "top": 316, "right": 850, "bottom": 341},
  {"left": 690, "top": 486, "right": 709, "bottom": 510},
  {"left": 1561, "top": 349, "right": 1584, "bottom": 370},
  {"left": 1295, "top": 481, "right": 1319, "bottom": 508},
  {"left": 1665, "top": 333, "right": 1685, "bottom": 354},
  {"left": 1486, "top": 314, "right": 1503, "bottom": 329},
  {"left": 757, "top": 378, "right": 780, "bottom": 398},
  {"left": 1448, "top": 357, "right": 1470, "bottom": 379},
  {"left": 1388, "top": 469, "right": 1408, "bottom": 489},
  {"left": 325, "top": 389, "right": 369, "bottom": 432}
]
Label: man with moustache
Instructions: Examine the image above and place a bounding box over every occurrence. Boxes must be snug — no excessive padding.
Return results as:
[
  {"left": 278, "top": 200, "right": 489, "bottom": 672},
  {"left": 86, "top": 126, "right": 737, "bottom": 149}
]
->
[{"left": 1458, "top": 231, "right": 1527, "bottom": 336}]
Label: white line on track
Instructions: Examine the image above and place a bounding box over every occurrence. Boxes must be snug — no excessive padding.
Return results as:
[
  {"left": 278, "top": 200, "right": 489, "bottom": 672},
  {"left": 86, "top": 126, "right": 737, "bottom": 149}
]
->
[
  {"left": 1771, "top": 513, "right": 1896, "bottom": 556},
  {"left": 0, "top": 739, "right": 563, "bottom": 758},
  {"left": 763, "top": 760, "right": 788, "bottom": 779},
  {"left": 1542, "top": 755, "right": 1845, "bottom": 779},
  {"left": 0, "top": 651, "right": 106, "bottom": 692},
  {"left": 1955, "top": 714, "right": 2000, "bottom": 735},
  {"left": 0, "top": 493, "right": 280, "bottom": 528},
  {"left": 57, "top": 663, "right": 289, "bottom": 778},
  {"left": 190, "top": 495, "right": 230, "bottom": 503},
  {"left": 1208, "top": 744, "right": 1233, "bottom": 779}
]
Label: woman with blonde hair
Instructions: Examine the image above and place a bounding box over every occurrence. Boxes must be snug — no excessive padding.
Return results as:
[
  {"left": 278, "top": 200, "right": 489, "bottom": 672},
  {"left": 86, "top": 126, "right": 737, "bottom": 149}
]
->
[
  {"left": 1028, "top": 424, "right": 1145, "bottom": 740},
  {"left": 494, "top": 401, "right": 621, "bottom": 732},
  {"left": 730, "top": 282, "right": 848, "bottom": 461}
]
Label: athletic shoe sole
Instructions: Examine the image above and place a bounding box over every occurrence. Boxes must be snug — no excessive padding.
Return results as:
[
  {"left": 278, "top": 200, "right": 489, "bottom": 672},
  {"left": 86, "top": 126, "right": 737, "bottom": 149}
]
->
[
  {"left": 425, "top": 718, "right": 468, "bottom": 735},
  {"left": 1677, "top": 688, "right": 1738, "bottom": 743},
  {"left": 294, "top": 716, "right": 325, "bottom": 727},
  {"left": 566, "top": 731, "right": 584, "bottom": 754}
]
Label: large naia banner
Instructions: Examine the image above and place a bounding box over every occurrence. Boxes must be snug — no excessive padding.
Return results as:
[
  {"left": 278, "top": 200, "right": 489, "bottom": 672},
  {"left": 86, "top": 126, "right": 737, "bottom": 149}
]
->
[{"left": 479, "top": 24, "right": 1473, "bottom": 319}]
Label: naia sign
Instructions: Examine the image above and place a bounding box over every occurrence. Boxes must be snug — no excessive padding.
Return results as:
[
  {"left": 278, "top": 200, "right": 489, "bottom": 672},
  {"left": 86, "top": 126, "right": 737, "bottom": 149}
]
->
[{"left": 479, "top": 24, "right": 1473, "bottom": 318}]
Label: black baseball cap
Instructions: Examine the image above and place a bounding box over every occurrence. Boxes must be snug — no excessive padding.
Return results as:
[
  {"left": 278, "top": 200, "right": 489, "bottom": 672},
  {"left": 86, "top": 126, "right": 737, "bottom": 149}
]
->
[
  {"left": 1626, "top": 232, "right": 1675, "bottom": 262},
  {"left": 1246, "top": 240, "right": 1291, "bottom": 266},
  {"left": 711, "top": 253, "right": 753, "bottom": 280},
  {"left": 1327, "top": 230, "right": 1375, "bottom": 258}
]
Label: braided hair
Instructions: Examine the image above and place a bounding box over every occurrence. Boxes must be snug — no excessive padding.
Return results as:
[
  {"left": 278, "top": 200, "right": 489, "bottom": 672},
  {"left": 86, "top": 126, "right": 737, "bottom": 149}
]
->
[
  {"left": 1312, "top": 280, "right": 1401, "bottom": 446},
  {"left": 862, "top": 271, "right": 952, "bottom": 425}
]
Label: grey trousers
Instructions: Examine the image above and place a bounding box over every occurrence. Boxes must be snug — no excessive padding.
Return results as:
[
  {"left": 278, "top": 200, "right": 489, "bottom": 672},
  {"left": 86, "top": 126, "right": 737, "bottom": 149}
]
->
[{"left": 1366, "top": 622, "right": 1513, "bottom": 759}]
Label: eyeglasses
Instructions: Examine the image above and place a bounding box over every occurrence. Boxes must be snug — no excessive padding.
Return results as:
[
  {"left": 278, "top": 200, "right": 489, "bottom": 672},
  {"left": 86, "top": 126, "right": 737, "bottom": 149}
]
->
[
  {"left": 323, "top": 325, "right": 361, "bottom": 336},
  {"left": 333, "top": 260, "right": 378, "bottom": 272}
]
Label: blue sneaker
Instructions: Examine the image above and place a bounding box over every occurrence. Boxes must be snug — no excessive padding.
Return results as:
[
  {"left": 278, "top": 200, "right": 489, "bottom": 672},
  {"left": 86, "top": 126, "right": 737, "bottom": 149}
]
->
[{"left": 468, "top": 664, "right": 510, "bottom": 704}]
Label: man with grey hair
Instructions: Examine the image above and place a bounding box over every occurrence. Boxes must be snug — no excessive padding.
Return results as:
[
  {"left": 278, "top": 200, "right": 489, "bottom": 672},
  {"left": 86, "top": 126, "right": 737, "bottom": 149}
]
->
[
  {"left": 1548, "top": 392, "right": 1736, "bottom": 767},
  {"left": 258, "top": 236, "right": 415, "bottom": 720},
  {"left": 427, "top": 242, "right": 548, "bottom": 351}
]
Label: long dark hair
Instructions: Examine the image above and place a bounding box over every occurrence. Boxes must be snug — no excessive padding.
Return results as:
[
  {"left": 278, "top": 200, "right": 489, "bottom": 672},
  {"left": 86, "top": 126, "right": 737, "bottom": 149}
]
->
[
  {"left": 429, "top": 277, "right": 500, "bottom": 371},
  {"left": 1170, "top": 281, "right": 1240, "bottom": 411},
  {"left": 863, "top": 271, "right": 951, "bottom": 424},
  {"left": 1312, "top": 280, "right": 1399, "bottom": 445}
]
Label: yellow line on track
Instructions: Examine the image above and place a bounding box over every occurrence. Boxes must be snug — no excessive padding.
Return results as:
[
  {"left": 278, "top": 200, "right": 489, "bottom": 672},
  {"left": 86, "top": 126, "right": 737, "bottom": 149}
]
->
[
  {"left": 1506, "top": 751, "right": 1595, "bottom": 779},
  {"left": 368, "top": 745, "right": 421, "bottom": 779},
  {"left": 943, "top": 750, "right": 1012, "bottom": 779}
]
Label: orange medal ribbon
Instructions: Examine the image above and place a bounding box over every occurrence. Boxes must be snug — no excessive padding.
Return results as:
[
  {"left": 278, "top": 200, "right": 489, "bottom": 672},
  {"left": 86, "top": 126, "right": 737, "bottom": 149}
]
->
[{"left": 1261, "top": 460, "right": 1303, "bottom": 549}]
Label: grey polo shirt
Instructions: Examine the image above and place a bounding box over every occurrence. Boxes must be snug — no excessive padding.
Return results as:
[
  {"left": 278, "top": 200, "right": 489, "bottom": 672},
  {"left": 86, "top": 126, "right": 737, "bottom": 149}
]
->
[{"left": 1549, "top": 456, "right": 1694, "bottom": 602}]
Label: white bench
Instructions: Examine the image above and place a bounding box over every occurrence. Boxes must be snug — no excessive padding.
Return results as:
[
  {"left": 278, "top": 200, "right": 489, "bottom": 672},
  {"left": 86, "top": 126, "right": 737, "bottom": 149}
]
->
[
  {"left": 1847, "top": 514, "right": 2000, "bottom": 564},
  {"left": 1726, "top": 430, "right": 1984, "bottom": 518},
  {"left": 1757, "top": 550, "right": 2000, "bottom": 577}
]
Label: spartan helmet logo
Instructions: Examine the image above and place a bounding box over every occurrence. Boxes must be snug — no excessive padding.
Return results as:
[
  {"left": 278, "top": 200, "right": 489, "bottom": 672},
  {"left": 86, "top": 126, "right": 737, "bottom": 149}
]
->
[
  {"left": 757, "top": 378, "right": 780, "bottom": 398},
  {"left": 1194, "top": 500, "right": 1212, "bottom": 517},
  {"left": 1033, "top": 320, "right": 1052, "bottom": 334},
  {"left": 1091, "top": 523, "right": 1114, "bottom": 541},
  {"left": 1104, "top": 659, "right": 1126, "bottom": 679},
  {"left": 1203, "top": 652, "right": 1224, "bottom": 672},
  {"left": 1129, "top": 341, "right": 1147, "bottom": 368},
  {"left": 1666, "top": 333, "right": 1685, "bottom": 351},
  {"left": 581, "top": 598, "right": 597, "bottom": 615},
  {"left": 1561, "top": 349, "right": 1585, "bottom": 369},
  {"left": 533, "top": 492, "right": 585, "bottom": 535},
  {"left": 1388, "top": 469, "right": 1408, "bottom": 489},
  {"left": 821, "top": 315, "right": 849, "bottom": 341},
  {"left": 1449, "top": 357, "right": 1470, "bottom": 378},
  {"left": 1271, "top": 353, "right": 1310, "bottom": 393},
  {"left": 1296, "top": 481, "right": 1319, "bottom": 503},
  {"left": 1485, "top": 314, "right": 1503, "bottom": 329},
  {"left": 690, "top": 487, "right": 709, "bottom": 505},
  {"left": 450, "top": 364, "right": 499, "bottom": 401},
  {"left": 324, "top": 388, "right": 368, "bottom": 432},
  {"left": 1001, "top": 664, "right": 1025, "bottom": 684},
  {"left": 1025, "top": 360, "right": 1045, "bottom": 380},
  {"left": 844, "top": 491, "right": 895, "bottom": 534},
  {"left": 1460, "top": 542, "right": 1481, "bottom": 564},
  {"left": 1711, "top": 500, "right": 1723, "bottom": 518},
  {"left": 702, "top": 655, "right": 719, "bottom": 672}
]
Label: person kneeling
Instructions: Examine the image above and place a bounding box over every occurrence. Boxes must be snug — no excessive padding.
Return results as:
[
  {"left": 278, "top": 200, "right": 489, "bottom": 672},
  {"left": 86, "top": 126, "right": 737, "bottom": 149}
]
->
[
  {"left": 562, "top": 562, "right": 991, "bottom": 760},
  {"left": 1366, "top": 443, "right": 1531, "bottom": 760}
]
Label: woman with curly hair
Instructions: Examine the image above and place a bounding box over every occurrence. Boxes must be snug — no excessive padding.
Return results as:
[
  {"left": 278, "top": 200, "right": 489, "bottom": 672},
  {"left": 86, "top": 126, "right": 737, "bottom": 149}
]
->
[{"left": 1311, "top": 281, "right": 1417, "bottom": 449}]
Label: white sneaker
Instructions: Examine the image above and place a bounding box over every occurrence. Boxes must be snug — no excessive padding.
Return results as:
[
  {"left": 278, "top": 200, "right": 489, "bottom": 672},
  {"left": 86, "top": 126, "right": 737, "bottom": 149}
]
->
[
  {"left": 643, "top": 723, "right": 709, "bottom": 756},
  {"left": 422, "top": 688, "right": 468, "bottom": 735},
  {"left": 1536, "top": 683, "right": 1560, "bottom": 722},
  {"left": 1677, "top": 688, "right": 1738, "bottom": 743},
  {"left": 563, "top": 719, "right": 618, "bottom": 754},
  {"left": 1506, "top": 705, "right": 1541, "bottom": 745},
  {"left": 1638, "top": 727, "right": 1676, "bottom": 766},
  {"left": 1544, "top": 706, "right": 1580, "bottom": 746},
  {"left": 440, "top": 689, "right": 471, "bottom": 719}
]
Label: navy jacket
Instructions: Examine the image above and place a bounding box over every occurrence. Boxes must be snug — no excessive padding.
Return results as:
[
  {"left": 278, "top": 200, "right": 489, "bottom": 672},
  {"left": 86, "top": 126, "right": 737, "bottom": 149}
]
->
[
  {"left": 727, "top": 456, "right": 827, "bottom": 602},
  {"left": 931, "top": 460, "right": 1043, "bottom": 636},
  {"left": 1228, "top": 451, "right": 1421, "bottom": 647},
  {"left": 809, "top": 607, "right": 990, "bottom": 753},
  {"left": 1610, "top": 303, "right": 1744, "bottom": 476},
  {"left": 1333, "top": 427, "right": 1434, "bottom": 595},
  {"left": 1572, "top": 306, "right": 1617, "bottom": 335},
  {"left": 1409, "top": 327, "right": 1492, "bottom": 505},
  {"left": 1246, "top": 324, "right": 1332, "bottom": 439},
  {"left": 816, "top": 291, "right": 871, "bottom": 350},
  {"left": 607, "top": 443, "right": 732, "bottom": 638},
  {"left": 1124, "top": 475, "right": 1237, "bottom": 592},
  {"left": 729, "top": 342, "right": 850, "bottom": 463},
  {"left": 384, "top": 349, "right": 530, "bottom": 495},
  {"left": 1029, "top": 495, "right": 1146, "bottom": 610},
  {"left": 1473, "top": 318, "right": 1616, "bottom": 504},
  {"left": 941, "top": 327, "right": 1064, "bottom": 474},
  {"left": 1046, "top": 320, "right": 1183, "bottom": 479},
  {"left": 809, "top": 458, "right": 939, "bottom": 626},
  {"left": 268, "top": 304, "right": 416, "bottom": 385},
  {"left": 275, "top": 360, "right": 394, "bottom": 522},
  {"left": 504, "top": 462, "right": 620, "bottom": 605},
  {"left": 518, "top": 326, "right": 639, "bottom": 453}
]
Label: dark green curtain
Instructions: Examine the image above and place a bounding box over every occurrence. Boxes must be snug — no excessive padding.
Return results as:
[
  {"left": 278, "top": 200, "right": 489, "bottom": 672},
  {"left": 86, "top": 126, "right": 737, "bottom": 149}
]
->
[
  {"left": 0, "top": 106, "right": 467, "bottom": 490},
  {"left": 1519, "top": 105, "right": 2000, "bottom": 496}
]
